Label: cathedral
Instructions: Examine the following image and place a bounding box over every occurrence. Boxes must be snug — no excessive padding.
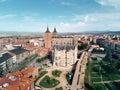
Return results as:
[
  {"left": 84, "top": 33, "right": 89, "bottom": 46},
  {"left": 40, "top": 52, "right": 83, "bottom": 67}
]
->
[{"left": 44, "top": 27, "right": 78, "bottom": 67}]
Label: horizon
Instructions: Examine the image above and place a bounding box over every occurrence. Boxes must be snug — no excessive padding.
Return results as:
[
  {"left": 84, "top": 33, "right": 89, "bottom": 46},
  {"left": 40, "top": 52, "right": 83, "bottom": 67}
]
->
[
  {"left": 0, "top": 30, "right": 120, "bottom": 35},
  {"left": 0, "top": 0, "right": 120, "bottom": 32}
]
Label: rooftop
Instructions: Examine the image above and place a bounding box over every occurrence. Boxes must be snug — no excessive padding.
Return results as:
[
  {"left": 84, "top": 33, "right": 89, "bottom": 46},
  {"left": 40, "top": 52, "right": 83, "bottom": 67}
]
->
[
  {"left": 53, "top": 45, "right": 75, "bottom": 51},
  {"left": 9, "top": 47, "right": 27, "bottom": 55},
  {"left": 53, "top": 27, "right": 57, "bottom": 33},
  {"left": 0, "top": 53, "right": 12, "bottom": 63},
  {"left": 45, "top": 26, "right": 50, "bottom": 33},
  {"left": 0, "top": 68, "right": 36, "bottom": 90}
]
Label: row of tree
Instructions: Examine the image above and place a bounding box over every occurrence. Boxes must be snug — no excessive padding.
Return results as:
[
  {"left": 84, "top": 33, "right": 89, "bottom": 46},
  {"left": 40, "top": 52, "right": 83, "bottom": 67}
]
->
[{"left": 102, "top": 50, "right": 120, "bottom": 74}]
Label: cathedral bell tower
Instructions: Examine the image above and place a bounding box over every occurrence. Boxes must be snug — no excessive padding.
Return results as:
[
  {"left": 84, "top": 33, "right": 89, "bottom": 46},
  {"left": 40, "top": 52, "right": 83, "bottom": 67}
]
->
[
  {"left": 44, "top": 26, "right": 52, "bottom": 49},
  {"left": 52, "top": 27, "right": 58, "bottom": 37}
]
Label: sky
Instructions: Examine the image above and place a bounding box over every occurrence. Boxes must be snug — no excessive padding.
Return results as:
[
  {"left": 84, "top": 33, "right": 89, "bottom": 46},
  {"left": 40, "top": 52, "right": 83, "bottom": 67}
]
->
[{"left": 0, "top": 0, "right": 120, "bottom": 32}]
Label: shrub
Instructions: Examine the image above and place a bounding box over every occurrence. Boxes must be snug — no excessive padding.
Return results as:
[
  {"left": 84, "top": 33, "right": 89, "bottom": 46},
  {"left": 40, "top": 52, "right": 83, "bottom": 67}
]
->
[
  {"left": 52, "top": 70, "right": 61, "bottom": 77},
  {"left": 40, "top": 75, "right": 60, "bottom": 88}
]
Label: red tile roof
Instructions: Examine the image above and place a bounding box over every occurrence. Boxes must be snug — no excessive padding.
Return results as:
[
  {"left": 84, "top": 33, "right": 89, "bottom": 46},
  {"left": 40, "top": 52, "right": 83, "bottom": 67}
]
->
[{"left": 0, "top": 68, "right": 36, "bottom": 90}]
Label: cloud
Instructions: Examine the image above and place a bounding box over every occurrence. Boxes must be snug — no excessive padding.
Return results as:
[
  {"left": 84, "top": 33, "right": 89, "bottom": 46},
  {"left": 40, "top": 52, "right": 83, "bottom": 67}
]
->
[
  {"left": 58, "top": 16, "right": 66, "bottom": 18},
  {"left": 58, "top": 22, "right": 86, "bottom": 32},
  {"left": 61, "top": 2, "right": 74, "bottom": 6},
  {"left": 23, "top": 16, "right": 33, "bottom": 22},
  {"left": 0, "top": 0, "right": 6, "bottom": 2},
  {"left": 95, "top": 0, "right": 120, "bottom": 8},
  {"left": 84, "top": 15, "right": 96, "bottom": 22},
  {"left": 57, "top": 12, "right": 120, "bottom": 32},
  {"left": 0, "top": 14, "right": 16, "bottom": 19},
  {"left": 59, "top": 22, "right": 86, "bottom": 28},
  {"left": 72, "top": 15, "right": 84, "bottom": 21},
  {"left": 72, "top": 15, "right": 96, "bottom": 23}
]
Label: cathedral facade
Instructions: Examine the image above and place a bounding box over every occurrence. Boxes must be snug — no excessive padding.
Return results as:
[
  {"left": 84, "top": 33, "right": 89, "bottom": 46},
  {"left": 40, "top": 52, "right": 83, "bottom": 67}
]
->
[{"left": 44, "top": 27, "right": 78, "bottom": 67}]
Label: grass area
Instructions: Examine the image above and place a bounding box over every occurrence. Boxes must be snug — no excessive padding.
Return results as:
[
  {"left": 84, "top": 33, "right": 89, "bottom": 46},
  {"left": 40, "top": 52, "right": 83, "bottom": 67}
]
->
[
  {"left": 92, "top": 65, "right": 100, "bottom": 72},
  {"left": 112, "top": 82, "right": 120, "bottom": 89},
  {"left": 55, "top": 87, "right": 63, "bottom": 90},
  {"left": 91, "top": 73, "right": 101, "bottom": 77},
  {"left": 52, "top": 70, "right": 62, "bottom": 77},
  {"left": 18, "top": 54, "right": 38, "bottom": 71},
  {"left": 92, "top": 84, "right": 106, "bottom": 90},
  {"left": 105, "top": 83, "right": 120, "bottom": 90},
  {"left": 85, "top": 61, "right": 93, "bottom": 90},
  {"left": 102, "top": 74, "right": 120, "bottom": 81},
  {"left": 34, "top": 71, "right": 48, "bottom": 83},
  {"left": 85, "top": 49, "right": 120, "bottom": 90},
  {"left": 100, "top": 67, "right": 105, "bottom": 73},
  {"left": 40, "top": 75, "right": 60, "bottom": 88},
  {"left": 66, "top": 70, "right": 75, "bottom": 85},
  {"left": 92, "top": 77, "right": 101, "bottom": 82}
]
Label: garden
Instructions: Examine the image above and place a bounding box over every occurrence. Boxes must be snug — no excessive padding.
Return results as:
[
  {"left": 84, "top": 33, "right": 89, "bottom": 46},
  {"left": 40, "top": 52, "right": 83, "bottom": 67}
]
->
[
  {"left": 52, "top": 70, "right": 62, "bottom": 77},
  {"left": 40, "top": 75, "right": 60, "bottom": 88},
  {"left": 34, "top": 71, "right": 48, "bottom": 83},
  {"left": 66, "top": 70, "right": 75, "bottom": 85},
  {"left": 85, "top": 50, "right": 120, "bottom": 90}
]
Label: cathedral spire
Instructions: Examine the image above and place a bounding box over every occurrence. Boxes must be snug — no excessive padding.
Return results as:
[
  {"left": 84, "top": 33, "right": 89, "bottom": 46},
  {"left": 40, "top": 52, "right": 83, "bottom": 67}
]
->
[
  {"left": 45, "top": 26, "right": 50, "bottom": 33},
  {"left": 53, "top": 27, "right": 57, "bottom": 33}
]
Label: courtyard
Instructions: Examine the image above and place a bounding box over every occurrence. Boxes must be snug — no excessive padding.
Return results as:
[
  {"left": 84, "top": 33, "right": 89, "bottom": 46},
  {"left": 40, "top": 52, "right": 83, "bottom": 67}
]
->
[{"left": 35, "top": 66, "right": 73, "bottom": 90}]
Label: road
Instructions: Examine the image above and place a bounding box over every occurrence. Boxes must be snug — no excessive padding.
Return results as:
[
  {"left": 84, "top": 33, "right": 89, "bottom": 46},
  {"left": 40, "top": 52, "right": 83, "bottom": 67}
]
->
[
  {"left": 93, "top": 80, "right": 120, "bottom": 84},
  {"left": 71, "top": 52, "right": 89, "bottom": 90},
  {"left": 11, "top": 54, "right": 38, "bottom": 72}
]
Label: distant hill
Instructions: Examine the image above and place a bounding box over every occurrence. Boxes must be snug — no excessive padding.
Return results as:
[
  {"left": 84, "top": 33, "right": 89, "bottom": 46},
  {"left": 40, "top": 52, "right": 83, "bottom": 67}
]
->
[{"left": 0, "top": 30, "right": 120, "bottom": 35}]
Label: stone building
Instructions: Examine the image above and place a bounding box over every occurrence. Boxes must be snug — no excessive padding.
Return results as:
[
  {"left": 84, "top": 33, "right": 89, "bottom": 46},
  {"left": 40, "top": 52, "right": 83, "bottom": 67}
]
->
[
  {"left": 53, "top": 45, "right": 77, "bottom": 67},
  {"left": 44, "top": 27, "right": 78, "bottom": 67},
  {"left": 44, "top": 27, "right": 77, "bottom": 48}
]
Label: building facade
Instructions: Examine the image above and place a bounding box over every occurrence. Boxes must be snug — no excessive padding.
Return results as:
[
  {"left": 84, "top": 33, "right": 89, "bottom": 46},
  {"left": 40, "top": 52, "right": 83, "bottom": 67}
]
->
[
  {"left": 44, "top": 27, "right": 78, "bottom": 67},
  {"left": 53, "top": 45, "right": 77, "bottom": 67},
  {"left": 0, "top": 53, "right": 14, "bottom": 77},
  {"left": 97, "top": 38, "right": 120, "bottom": 60}
]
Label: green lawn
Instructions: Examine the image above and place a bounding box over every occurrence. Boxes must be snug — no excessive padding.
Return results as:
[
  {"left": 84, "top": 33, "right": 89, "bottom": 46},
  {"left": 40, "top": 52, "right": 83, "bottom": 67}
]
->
[
  {"left": 92, "top": 77, "right": 101, "bottom": 82},
  {"left": 102, "top": 74, "right": 120, "bottom": 81},
  {"left": 92, "top": 73, "right": 101, "bottom": 77},
  {"left": 85, "top": 61, "right": 93, "bottom": 90},
  {"left": 92, "top": 84, "right": 106, "bottom": 90},
  {"left": 105, "top": 83, "right": 120, "bottom": 90},
  {"left": 34, "top": 71, "right": 48, "bottom": 83},
  {"left": 92, "top": 66, "right": 100, "bottom": 72},
  {"left": 52, "top": 70, "right": 62, "bottom": 77},
  {"left": 85, "top": 51, "right": 120, "bottom": 90},
  {"left": 40, "top": 75, "right": 60, "bottom": 88},
  {"left": 100, "top": 67, "right": 105, "bottom": 73}
]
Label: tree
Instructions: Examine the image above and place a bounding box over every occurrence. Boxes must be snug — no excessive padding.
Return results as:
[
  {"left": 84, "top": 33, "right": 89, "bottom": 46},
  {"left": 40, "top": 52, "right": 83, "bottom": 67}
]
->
[
  {"left": 78, "top": 42, "right": 88, "bottom": 50},
  {"left": 93, "top": 84, "right": 105, "bottom": 90},
  {"left": 105, "top": 50, "right": 112, "bottom": 62}
]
